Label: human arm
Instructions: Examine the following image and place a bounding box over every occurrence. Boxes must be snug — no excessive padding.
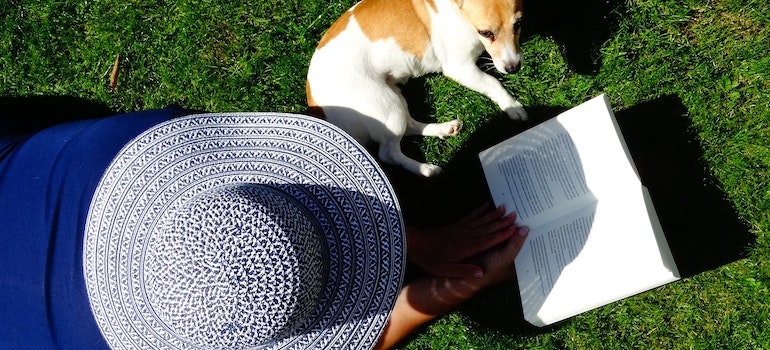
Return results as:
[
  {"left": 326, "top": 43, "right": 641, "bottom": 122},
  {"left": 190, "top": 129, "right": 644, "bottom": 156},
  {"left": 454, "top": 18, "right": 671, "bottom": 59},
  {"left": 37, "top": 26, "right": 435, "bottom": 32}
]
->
[{"left": 374, "top": 224, "right": 529, "bottom": 349}]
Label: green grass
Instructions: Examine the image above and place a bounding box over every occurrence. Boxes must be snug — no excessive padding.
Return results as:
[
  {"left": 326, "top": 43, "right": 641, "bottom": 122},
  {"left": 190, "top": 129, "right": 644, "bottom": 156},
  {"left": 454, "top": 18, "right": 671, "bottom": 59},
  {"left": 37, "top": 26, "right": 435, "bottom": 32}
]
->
[{"left": 2, "top": 0, "right": 769, "bottom": 348}]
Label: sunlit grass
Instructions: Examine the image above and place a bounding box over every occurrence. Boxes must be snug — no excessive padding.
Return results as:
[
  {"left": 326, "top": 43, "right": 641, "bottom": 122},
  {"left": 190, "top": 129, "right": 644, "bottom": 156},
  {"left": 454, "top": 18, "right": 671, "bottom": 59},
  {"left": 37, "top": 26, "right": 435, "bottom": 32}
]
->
[{"left": 2, "top": 0, "right": 768, "bottom": 348}]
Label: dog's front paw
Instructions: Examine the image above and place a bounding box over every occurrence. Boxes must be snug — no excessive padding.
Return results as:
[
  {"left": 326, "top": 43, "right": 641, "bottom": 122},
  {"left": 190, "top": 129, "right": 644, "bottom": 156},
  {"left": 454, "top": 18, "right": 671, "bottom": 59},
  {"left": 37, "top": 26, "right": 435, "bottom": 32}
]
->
[
  {"left": 437, "top": 119, "right": 463, "bottom": 139},
  {"left": 419, "top": 163, "right": 443, "bottom": 177},
  {"left": 504, "top": 103, "right": 528, "bottom": 121}
]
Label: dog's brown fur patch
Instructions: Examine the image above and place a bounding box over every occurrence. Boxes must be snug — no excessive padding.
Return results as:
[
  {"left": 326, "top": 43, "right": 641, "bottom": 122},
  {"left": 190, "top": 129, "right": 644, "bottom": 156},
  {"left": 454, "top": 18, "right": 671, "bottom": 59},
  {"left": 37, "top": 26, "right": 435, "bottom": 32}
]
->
[
  {"left": 316, "top": 10, "right": 353, "bottom": 50},
  {"left": 305, "top": 80, "right": 326, "bottom": 119},
  {"left": 459, "top": 0, "right": 523, "bottom": 65},
  {"left": 352, "top": 0, "right": 434, "bottom": 59},
  {"left": 310, "top": 0, "right": 437, "bottom": 109}
]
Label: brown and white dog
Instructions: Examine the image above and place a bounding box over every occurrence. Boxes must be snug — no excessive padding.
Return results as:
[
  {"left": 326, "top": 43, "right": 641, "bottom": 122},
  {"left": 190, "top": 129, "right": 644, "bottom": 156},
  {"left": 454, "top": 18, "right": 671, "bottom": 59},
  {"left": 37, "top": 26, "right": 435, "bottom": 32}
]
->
[{"left": 307, "top": 0, "right": 526, "bottom": 177}]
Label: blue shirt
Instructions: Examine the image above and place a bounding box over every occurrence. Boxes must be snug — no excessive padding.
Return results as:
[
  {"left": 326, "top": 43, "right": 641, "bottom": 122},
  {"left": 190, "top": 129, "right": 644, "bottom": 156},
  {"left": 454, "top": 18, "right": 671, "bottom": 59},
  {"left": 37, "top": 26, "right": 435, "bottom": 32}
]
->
[{"left": 0, "top": 107, "right": 187, "bottom": 349}]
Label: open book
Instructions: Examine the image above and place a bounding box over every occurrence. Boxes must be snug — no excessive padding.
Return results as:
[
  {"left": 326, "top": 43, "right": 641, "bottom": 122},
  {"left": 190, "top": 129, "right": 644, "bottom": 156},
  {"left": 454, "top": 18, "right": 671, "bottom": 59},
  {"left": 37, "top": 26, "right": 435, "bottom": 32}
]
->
[{"left": 479, "top": 94, "right": 680, "bottom": 326}]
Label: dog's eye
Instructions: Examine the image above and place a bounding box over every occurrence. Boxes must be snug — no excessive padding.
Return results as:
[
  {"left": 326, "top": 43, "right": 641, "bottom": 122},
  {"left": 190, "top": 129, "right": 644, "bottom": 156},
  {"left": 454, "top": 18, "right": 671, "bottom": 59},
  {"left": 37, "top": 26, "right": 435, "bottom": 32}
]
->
[
  {"left": 478, "top": 30, "right": 495, "bottom": 40},
  {"left": 514, "top": 19, "right": 523, "bottom": 31}
]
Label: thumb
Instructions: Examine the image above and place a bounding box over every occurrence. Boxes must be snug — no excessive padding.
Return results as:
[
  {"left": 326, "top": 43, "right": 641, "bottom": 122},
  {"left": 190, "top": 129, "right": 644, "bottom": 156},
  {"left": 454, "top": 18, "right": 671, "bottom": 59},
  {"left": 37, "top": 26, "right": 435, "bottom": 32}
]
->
[{"left": 499, "top": 226, "right": 529, "bottom": 264}]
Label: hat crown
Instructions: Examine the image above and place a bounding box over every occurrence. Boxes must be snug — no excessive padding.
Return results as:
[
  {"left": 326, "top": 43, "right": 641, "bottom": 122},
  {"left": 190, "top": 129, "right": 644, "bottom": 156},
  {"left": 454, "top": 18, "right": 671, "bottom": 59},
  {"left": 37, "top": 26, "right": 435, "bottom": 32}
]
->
[{"left": 144, "top": 184, "right": 327, "bottom": 348}]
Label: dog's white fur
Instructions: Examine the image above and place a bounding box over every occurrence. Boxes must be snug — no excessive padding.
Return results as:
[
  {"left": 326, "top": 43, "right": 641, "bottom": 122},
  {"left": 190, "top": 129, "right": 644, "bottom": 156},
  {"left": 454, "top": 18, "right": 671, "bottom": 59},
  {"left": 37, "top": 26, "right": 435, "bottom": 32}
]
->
[{"left": 307, "top": 0, "right": 526, "bottom": 177}]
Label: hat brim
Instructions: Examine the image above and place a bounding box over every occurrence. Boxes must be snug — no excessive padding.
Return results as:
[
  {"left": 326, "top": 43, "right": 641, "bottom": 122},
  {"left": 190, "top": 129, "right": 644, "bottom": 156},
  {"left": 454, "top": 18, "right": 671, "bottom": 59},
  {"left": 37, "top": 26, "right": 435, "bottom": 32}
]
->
[{"left": 84, "top": 113, "right": 405, "bottom": 349}]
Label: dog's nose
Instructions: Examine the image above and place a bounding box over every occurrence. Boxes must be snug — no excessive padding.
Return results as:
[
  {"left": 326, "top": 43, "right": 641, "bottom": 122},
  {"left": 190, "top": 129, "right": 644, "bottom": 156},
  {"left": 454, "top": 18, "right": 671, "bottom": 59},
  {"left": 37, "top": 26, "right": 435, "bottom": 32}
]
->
[{"left": 505, "top": 62, "right": 521, "bottom": 74}]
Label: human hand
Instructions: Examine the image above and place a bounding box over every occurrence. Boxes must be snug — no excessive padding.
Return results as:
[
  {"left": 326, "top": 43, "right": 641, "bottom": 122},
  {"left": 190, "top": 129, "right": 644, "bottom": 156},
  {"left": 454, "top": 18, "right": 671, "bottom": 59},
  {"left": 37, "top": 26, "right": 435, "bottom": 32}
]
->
[
  {"left": 406, "top": 204, "right": 522, "bottom": 278},
  {"left": 404, "top": 226, "right": 529, "bottom": 317},
  {"left": 375, "top": 226, "right": 528, "bottom": 350}
]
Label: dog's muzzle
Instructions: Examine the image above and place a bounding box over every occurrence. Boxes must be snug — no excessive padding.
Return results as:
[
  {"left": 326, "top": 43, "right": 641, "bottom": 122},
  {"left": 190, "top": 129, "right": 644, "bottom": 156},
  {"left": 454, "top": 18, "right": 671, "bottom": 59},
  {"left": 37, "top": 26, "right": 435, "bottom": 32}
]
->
[{"left": 505, "top": 62, "right": 521, "bottom": 74}]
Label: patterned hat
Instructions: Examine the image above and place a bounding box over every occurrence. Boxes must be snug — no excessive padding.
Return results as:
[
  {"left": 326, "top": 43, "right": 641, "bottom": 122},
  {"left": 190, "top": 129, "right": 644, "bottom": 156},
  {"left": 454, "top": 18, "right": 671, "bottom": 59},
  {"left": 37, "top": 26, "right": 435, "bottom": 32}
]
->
[{"left": 83, "top": 113, "right": 405, "bottom": 349}]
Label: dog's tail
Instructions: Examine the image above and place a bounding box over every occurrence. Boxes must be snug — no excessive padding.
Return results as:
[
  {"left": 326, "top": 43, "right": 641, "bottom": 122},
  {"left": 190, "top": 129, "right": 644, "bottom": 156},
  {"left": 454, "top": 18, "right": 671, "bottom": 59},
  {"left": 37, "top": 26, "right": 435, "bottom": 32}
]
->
[{"left": 305, "top": 80, "right": 327, "bottom": 120}]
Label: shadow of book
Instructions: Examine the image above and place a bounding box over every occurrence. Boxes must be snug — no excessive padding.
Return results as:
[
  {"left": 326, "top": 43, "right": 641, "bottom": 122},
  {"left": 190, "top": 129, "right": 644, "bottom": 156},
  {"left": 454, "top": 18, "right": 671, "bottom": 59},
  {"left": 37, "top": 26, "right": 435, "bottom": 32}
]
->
[{"left": 614, "top": 95, "right": 753, "bottom": 278}]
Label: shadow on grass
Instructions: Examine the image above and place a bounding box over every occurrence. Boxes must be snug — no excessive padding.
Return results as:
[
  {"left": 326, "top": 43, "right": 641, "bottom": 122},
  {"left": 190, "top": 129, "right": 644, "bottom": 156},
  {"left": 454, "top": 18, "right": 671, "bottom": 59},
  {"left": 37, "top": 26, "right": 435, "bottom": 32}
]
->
[
  {"left": 523, "top": 0, "right": 627, "bottom": 75},
  {"left": 386, "top": 95, "right": 754, "bottom": 335},
  {"left": 0, "top": 96, "right": 116, "bottom": 137}
]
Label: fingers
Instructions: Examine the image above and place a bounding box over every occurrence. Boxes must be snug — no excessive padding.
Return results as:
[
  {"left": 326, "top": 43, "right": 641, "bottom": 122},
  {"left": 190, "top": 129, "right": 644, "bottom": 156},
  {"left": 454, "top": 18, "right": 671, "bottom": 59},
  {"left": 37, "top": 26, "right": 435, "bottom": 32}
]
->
[
  {"left": 471, "top": 205, "right": 507, "bottom": 227},
  {"left": 497, "top": 226, "right": 529, "bottom": 280},
  {"left": 471, "top": 226, "right": 528, "bottom": 285},
  {"left": 480, "top": 210, "right": 518, "bottom": 235},
  {"left": 464, "top": 205, "right": 517, "bottom": 235},
  {"left": 411, "top": 204, "right": 525, "bottom": 281},
  {"left": 456, "top": 203, "right": 495, "bottom": 224},
  {"left": 428, "top": 226, "right": 529, "bottom": 282},
  {"left": 501, "top": 226, "right": 529, "bottom": 262},
  {"left": 443, "top": 204, "right": 520, "bottom": 260},
  {"left": 459, "top": 221, "right": 520, "bottom": 257}
]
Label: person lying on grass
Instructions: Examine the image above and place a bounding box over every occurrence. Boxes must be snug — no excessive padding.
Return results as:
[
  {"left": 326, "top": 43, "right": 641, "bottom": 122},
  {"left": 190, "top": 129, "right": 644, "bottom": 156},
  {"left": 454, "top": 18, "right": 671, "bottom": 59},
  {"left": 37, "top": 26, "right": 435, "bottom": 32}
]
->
[{"left": 0, "top": 106, "right": 527, "bottom": 350}]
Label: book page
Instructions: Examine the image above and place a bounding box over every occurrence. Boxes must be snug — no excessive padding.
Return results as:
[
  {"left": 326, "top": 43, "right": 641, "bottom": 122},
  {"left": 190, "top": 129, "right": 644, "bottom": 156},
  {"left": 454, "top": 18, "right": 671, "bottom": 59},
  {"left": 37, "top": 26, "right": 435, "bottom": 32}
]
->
[
  {"left": 517, "top": 185, "right": 679, "bottom": 326},
  {"left": 480, "top": 121, "right": 595, "bottom": 227},
  {"left": 515, "top": 206, "right": 597, "bottom": 299},
  {"left": 479, "top": 94, "right": 680, "bottom": 326}
]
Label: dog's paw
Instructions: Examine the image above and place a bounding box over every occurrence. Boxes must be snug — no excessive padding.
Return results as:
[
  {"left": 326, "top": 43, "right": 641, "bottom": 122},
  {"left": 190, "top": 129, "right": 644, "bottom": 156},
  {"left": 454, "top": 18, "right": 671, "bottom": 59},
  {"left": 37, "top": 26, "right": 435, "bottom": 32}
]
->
[
  {"left": 437, "top": 119, "right": 463, "bottom": 139},
  {"left": 504, "top": 104, "right": 528, "bottom": 121},
  {"left": 419, "top": 163, "right": 443, "bottom": 177}
]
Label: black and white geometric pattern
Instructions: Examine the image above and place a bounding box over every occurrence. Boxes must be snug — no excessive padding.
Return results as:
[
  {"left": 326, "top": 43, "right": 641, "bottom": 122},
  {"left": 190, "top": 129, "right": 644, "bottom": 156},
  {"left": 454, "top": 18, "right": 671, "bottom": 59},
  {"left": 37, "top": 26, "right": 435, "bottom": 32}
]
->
[{"left": 83, "top": 113, "right": 405, "bottom": 350}]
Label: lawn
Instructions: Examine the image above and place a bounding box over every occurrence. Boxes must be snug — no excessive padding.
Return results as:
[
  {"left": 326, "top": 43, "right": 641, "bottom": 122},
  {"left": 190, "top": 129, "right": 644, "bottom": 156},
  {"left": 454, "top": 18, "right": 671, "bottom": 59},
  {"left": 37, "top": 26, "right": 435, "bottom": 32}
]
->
[{"left": 2, "top": 0, "right": 769, "bottom": 348}]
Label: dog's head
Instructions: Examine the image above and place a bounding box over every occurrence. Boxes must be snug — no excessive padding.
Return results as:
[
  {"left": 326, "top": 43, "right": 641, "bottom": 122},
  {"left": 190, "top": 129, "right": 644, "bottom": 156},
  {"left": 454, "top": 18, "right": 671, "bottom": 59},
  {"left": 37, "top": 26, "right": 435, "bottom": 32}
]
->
[{"left": 457, "top": 0, "right": 524, "bottom": 74}]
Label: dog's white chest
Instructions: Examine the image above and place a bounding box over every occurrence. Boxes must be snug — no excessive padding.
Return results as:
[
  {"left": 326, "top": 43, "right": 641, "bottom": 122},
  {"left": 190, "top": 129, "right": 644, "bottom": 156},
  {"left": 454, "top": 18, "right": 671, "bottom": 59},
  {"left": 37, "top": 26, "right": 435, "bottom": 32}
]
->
[{"left": 369, "top": 39, "right": 440, "bottom": 82}]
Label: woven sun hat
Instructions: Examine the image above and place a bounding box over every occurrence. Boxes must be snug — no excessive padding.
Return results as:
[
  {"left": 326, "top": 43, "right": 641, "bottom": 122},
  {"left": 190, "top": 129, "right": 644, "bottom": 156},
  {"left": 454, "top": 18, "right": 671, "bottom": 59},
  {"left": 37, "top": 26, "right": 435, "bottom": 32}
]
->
[{"left": 83, "top": 113, "right": 405, "bottom": 350}]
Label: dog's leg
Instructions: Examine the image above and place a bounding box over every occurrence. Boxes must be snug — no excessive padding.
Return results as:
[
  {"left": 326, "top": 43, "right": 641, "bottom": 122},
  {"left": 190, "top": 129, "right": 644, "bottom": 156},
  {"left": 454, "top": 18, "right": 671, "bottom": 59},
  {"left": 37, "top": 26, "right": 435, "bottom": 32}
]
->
[
  {"left": 443, "top": 64, "right": 528, "bottom": 120},
  {"left": 395, "top": 82, "right": 463, "bottom": 139},
  {"left": 405, "top": 117, "right": 463, "bottom": 139},
  {"left": 379, "top": 138, "right": 443, "bottom": 177},
  {"left": 367, "top": 86, "right": 443, "bottom": 177}
]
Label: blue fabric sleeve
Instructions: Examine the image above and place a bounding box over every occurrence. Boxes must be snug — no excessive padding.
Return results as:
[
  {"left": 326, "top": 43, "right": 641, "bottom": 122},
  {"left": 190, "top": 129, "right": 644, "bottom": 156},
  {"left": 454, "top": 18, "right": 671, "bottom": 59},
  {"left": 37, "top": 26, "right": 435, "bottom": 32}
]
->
[{"left": 0, "top": 107, "right": 188, "bottom": 349}]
